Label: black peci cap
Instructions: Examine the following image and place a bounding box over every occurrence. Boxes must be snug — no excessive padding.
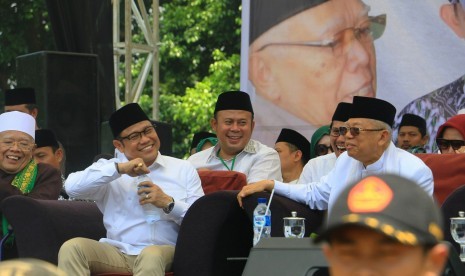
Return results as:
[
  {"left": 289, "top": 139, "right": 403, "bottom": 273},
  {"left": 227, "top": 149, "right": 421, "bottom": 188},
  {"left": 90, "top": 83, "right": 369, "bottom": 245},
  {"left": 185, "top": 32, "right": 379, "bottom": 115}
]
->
[
  {"left": 109, "top": 103, "right": 150, "bottom": 138},
  {"left": 35, "top": 129, "right": 60, "bottom": 148},
  {"left": 214, "top": 91, "right": 254, "bottom": 115},
  {"left": 276, "top": 128, "right": 311, "bottom": 163},
  {"left": 399, "top": 114, "right": 427, "bottom": 136},
  {"left": 5, "top": 87, "right": 36, "bottom": 106},
  {"left": 332, "top": 102, "right": 352, "bottom": 122},
  {"left": 250, "top": 0, "right": 328, "bottom": 43},
  {"left": 350, "top": 96, "right": 396, "bottom": 127}
]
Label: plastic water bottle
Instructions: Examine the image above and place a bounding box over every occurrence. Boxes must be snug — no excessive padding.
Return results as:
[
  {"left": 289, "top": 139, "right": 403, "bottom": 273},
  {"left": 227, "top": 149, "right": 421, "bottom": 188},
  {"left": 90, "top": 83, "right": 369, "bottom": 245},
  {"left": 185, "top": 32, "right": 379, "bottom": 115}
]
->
[
  {"left": 253, "top": 197, "right": 271, "bottom": 246},
  {"left": 137, "top": 174, "right": 160, "bottom": 224}
]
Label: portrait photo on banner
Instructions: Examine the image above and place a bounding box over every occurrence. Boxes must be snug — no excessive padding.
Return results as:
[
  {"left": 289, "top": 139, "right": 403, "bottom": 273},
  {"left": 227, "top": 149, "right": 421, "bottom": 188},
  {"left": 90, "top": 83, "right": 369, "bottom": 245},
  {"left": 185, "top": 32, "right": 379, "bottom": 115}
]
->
[{"left": 240, "top": 0, "right": 465, "bottom": 148}]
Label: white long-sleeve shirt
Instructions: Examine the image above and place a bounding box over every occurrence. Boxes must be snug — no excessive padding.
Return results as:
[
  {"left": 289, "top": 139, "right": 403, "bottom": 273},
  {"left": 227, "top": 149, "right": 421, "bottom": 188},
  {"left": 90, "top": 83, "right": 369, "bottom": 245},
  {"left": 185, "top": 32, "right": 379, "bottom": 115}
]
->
[
  {"left": 298, "top": 152, "right": 337, "bottom": 184},
  {"left": 275, "top": 142, "right": 434, "bottom": 212},
  {"left": 65, "top": 152, "right": 204, "bottom": 255},
  {"left": 188, "top": 139, "right": 282, "bottom": 183}
]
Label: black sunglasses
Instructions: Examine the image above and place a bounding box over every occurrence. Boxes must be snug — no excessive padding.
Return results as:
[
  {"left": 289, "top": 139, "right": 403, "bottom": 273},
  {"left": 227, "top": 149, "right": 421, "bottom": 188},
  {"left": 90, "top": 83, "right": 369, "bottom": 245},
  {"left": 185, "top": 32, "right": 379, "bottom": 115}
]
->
[
  {"left": 316, "top": 144, "right": 333, "bottom": 156},
  {"left": 338, "top": 126, "right": 384, "bottom": 137},
  {"left": 436, "top": 138, "right": 465, "bottom": 152},
  {"left": 330, "top": 127, "right": 341, "bottom": 137}
]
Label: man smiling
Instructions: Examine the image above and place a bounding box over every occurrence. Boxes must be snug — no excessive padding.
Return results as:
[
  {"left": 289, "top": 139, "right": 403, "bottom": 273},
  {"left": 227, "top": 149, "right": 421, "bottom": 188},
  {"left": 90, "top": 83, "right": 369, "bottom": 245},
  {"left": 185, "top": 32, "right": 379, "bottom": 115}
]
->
[
  {"left": 238, "top": 96, "right": 433, "bottom": 211},
  {"left": 298, "top": 102, "right": 352, "bottom": 183},
  {"left": 0, "top": 111, "right": 62, "bottom": 237},
  {"left": 59, "top": 103, "right": 203, "bottom": 275},
  {"left": 188, "top": 91, "right": 282, "bottom": 183},
  {"left": 248, "top": 0, "right": 384, "bottom": 144}
]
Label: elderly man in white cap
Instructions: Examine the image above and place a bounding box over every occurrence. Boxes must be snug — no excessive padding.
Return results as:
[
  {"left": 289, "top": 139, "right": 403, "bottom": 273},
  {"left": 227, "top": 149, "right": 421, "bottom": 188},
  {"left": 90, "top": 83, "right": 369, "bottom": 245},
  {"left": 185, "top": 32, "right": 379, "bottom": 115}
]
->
[{"left": 0, "top": 112, "right": 62, "bottom": 235}]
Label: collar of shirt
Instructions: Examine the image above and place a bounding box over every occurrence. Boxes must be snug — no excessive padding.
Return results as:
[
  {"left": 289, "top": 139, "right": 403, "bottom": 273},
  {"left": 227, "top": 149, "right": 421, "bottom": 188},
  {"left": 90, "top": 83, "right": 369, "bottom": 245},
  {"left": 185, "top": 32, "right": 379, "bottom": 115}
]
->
[
  {"left": 362, "top": 142, "right": 392, "bottom": 171},
  {"left": 150, "top": 152, "right": 167, "bottom": 169},
  {"left": 207, "top": 139, "right": 257, "bottom": 162}
]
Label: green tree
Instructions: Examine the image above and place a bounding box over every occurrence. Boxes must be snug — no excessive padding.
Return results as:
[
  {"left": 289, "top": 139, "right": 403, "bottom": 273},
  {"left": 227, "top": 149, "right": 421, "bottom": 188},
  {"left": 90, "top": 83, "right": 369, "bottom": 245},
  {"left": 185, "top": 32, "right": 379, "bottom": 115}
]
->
[
  {"left": 158, "top": 50, "right": 240, "bottom": 158},
  {"left": 0, "top": 0, "right": 54, "bottom": 95},
  {"left": 1, "top": 0, "right": 242, "bottom": 158},
  {"left": 143, "top": 0, "right": 242, "bottom": 158}
]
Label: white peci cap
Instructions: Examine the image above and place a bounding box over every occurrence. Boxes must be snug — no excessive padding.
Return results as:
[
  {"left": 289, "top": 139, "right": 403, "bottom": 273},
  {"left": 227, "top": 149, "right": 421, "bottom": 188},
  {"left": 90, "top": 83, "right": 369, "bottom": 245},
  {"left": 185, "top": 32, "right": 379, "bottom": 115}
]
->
[{"left": 0, "top": 111, "right": 36, "bottom": 139}]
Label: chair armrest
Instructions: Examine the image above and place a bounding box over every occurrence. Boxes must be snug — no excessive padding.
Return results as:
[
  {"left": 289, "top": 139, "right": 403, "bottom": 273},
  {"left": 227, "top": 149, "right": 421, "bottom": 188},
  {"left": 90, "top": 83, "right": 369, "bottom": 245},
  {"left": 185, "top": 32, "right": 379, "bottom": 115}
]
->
[
  {"left": 242, "top": 192, "right": 325, "bottom": 237},
  {"left": 415, "top": 153, "right": 465, "bottom": 204},
  {"left": 173, "top": 190, "right": 252, "bottom": 276},
  {"left": 198, "top": 170, "right": 247, "bottom": 195},
  {"left": 1, "top": 195, "right": 106, "bottom": 264}
]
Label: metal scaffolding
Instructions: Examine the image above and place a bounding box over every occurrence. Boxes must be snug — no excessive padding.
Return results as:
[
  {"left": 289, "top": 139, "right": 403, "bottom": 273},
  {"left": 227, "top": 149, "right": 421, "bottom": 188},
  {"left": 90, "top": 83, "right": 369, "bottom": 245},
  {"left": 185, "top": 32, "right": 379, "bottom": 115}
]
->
[{"left": 112, "top": 0, "right": 160, "bottom": 119}]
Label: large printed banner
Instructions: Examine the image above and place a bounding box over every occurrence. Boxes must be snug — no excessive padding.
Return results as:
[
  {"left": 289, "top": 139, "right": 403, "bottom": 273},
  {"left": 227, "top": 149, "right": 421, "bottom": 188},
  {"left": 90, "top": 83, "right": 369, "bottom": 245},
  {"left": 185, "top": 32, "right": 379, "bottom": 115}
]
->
[{"left": 240, "top": 0, "right": 465, "bottom": 152}]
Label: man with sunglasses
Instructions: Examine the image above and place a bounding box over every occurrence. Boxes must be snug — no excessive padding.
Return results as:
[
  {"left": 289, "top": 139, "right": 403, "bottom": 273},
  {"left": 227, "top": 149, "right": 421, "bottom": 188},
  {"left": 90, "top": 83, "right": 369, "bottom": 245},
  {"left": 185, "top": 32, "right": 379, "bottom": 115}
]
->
[
  {"left": 238, "top": 96, "right": 433, "bottom": 211},
  {"left": 394, "top": 0, "right": 465, "bottom": 153},
  {"left": 299, "top": 102, "right": 352, "bottom": 184},
  {"left": 274, "top": 128, "right": 310, "bottom": 183},
  {"left": 59, "top": 103, "right": 204, "bottom": 275},
  {"left": 435, "top": 114, "right": 465, "bottom": 154},
  {"left": 247, "top": 0, "right": 385, "bottom": 145}
]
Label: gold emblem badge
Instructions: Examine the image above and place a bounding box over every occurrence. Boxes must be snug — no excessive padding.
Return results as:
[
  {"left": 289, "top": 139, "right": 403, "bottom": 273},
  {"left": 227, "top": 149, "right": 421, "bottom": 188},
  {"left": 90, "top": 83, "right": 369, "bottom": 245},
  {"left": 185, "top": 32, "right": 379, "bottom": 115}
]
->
[{"left": 348, "top": 176, "right": 393, "bottom": 213}]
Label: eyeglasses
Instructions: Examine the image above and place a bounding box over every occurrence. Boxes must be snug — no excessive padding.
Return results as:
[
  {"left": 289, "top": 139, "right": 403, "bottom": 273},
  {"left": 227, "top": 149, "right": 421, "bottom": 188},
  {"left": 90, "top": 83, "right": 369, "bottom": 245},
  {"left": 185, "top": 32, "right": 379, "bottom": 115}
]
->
[
  {"left": 119, "top": 125, "right": 156, "bottom": 143},
  {"left": 450, "top": 0, "right": 465, "bottom": 11},
  {"left": 330, "top": 127, "right": 342, "bottom": 137},
  {"left": 316, "top": 144, "right": 333, "bottom": 156},
  {"left": 256, "top": 14, "right": 386, "bottom": 58},
  {"left": 0, "top": 139, "right": 34, "bottom": 151},
  {"left": 338, "top": 126, "right": 385, "bottom": 137},
  {"left": 436, "top": 138, "right": 465, "bottom": 152}
]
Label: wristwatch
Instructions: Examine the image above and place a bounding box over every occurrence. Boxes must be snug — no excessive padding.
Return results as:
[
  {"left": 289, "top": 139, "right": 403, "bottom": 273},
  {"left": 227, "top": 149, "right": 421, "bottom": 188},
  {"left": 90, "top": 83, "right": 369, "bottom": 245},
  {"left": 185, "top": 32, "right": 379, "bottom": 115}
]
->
[{"left": 163, "top": 197, "right": 175, "bottom": 214}]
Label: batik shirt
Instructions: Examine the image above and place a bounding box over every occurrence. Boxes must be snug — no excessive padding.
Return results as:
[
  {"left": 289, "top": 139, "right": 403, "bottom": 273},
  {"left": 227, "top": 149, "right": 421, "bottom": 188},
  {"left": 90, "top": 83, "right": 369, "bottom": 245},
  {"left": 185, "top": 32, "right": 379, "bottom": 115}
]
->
[{"left": 393, "top": 75, "right": 465, "bottom": 152}]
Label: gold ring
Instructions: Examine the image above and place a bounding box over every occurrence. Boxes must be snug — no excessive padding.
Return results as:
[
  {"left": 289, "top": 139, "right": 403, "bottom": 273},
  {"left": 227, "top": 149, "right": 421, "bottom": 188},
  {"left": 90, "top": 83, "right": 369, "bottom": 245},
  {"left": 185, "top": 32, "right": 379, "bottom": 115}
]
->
[{"left": 145, "top": 194, "right": 149, "bottom": 199}]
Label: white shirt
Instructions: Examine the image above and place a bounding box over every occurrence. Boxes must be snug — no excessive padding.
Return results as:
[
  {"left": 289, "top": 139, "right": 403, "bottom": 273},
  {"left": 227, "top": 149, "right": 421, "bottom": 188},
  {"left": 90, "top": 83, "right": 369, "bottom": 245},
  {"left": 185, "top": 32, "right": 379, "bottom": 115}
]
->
[
  {"left": 275, "top": 142, "right": 433, "bottom": 212},
  {"left": 298, "top": 153, "right": 337, "bottom": 184},
  {"left": 188, "top": 139, "right": 282, "bottom": 183},
  {"left": 65, "top": 153, "right": 204, "bottom": 255}
]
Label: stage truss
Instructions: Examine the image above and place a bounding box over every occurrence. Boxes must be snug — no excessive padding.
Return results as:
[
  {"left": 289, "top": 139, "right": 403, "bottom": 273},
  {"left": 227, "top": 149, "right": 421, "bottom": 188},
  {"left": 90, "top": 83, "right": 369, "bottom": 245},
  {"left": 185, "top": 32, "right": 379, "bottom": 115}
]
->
[{"left": 112, "top": 0, "right": 159, "bottom": 119}]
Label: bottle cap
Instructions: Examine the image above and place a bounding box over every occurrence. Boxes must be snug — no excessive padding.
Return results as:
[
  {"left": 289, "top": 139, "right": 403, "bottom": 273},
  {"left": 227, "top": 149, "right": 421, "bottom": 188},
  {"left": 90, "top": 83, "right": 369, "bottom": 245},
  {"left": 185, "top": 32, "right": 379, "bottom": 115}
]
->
[{"left": 258, "top": 198, "right": 267, "bottom": 204}]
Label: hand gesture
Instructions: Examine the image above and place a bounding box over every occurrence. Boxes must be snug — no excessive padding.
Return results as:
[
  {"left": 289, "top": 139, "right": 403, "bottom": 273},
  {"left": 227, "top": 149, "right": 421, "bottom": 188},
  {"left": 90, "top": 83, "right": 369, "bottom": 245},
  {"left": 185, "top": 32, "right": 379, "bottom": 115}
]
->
[
  {"left": 137, "top": 181, "right": 172, "bottom": 208},
  {"left": 237, "top": 179, "right": 275, "bottom": 207},
  {"left": 117, "top": 158, "right": 150, "bottom": 177}
]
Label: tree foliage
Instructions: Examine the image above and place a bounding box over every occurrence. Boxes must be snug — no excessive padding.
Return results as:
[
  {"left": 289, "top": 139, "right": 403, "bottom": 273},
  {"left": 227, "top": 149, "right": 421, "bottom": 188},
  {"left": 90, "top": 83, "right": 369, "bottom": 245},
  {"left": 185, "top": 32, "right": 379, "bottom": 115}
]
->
[
  {"left": 1, "top": 0, "right": 242, "bottom": 158},
  {"left": 149, "top": 0, "right": 242, "bottom": 158},
  {"left": 0, "top": 0, "right": 54, "bottom": 93}
]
